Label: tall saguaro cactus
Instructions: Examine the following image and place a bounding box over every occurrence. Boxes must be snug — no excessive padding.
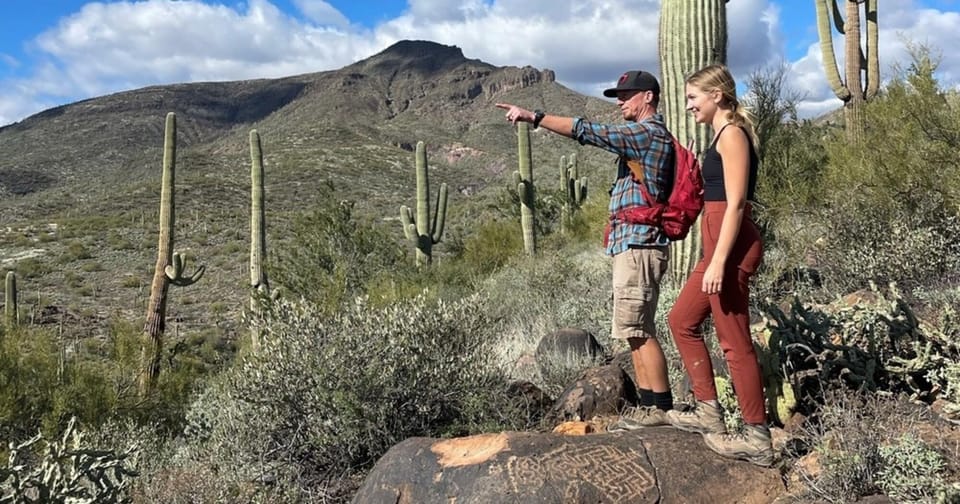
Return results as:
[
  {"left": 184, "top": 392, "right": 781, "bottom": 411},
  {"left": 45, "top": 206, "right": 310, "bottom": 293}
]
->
[
  {"left": 515, "top": 122, "right": 536, "bottom": 255},
  {"left": 400, "top": 141, "right": 447, "bottom": 267},
  {"left": 4, "top": 271, "right": 17, "bottom": 328},
  {"left": 249, "top": 130, "right": 269, "bottom": 353},
  {"left": 659, "top": 0, "right": 728, "bottom": 284},
  {"left": 560, "top": 153, "right": 587, "bottom": 234},
  {"left": 141, "top": 112, "right": 205, "bottom": 395},
  {"left": 815, "top": 0, "right": 879, "bottom": 144}
]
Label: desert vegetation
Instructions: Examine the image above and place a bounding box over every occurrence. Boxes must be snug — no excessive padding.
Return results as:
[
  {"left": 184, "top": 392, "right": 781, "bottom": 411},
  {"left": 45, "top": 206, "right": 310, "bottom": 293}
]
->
[{"left": 1, "top": 26, "right": 960, "bottom": 504}]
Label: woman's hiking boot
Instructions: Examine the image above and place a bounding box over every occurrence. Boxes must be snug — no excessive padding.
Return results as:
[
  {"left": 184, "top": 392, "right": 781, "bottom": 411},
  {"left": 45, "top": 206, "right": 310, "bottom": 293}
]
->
[
  {"left": 664, "top": 400, "right": 726, "bottom": 434},
  {"left": 702, "top": 423, "right": 775, "bottom": 467}
]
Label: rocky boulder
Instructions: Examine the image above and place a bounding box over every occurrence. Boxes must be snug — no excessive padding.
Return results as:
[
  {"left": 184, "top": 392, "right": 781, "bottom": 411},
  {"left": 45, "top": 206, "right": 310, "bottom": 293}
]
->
[{"left": 352, "top": 428, "right": 785, "bottom": 503}]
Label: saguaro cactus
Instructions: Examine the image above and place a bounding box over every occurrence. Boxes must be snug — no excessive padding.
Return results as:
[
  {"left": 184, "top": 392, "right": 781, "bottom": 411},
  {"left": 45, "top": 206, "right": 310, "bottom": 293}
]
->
[
  {"left": 4, "top": 271, "right": 17, "bottom": 328},
  {"left": 400, "top": 141, "right": 447, "bottom": 267},
  {"left": 560, "top": 153, "right": 587, "bottom": 234},
  {"left": 659, "top": 0, "right": 728, "bottom": 284},
  {"left": 249, "top": 130, "right": 269, "bottom": 353},
  {"left": 815, "top": 0, "right": 879, "bottom": 144},
  {"left": 515, "top": 122, "right": 536, "bottom": 255},
  {"left": 141, "top": 112, "right": 205, "bottom": 395}
]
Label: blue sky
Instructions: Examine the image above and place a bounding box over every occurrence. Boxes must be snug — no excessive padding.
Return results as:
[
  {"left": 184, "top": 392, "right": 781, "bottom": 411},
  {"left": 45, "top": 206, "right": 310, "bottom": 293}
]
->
[{"left": 0, "top": 0, "right": 957, "bottom": 126}]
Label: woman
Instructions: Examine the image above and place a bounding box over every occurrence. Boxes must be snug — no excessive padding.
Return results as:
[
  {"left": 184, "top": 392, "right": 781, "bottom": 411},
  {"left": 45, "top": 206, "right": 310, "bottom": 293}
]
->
[{"left": 663, "top": 64, "right": 773, "bottom": 467}]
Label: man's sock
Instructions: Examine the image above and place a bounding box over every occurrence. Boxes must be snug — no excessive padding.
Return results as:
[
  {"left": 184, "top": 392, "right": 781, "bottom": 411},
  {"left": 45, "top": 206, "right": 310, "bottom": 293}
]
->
[
  {"left": 653, "top": 391, "right": 674, "bottom": 411},
  {"left": 637, "top": 387, "right": 654, "bottom": 407}
]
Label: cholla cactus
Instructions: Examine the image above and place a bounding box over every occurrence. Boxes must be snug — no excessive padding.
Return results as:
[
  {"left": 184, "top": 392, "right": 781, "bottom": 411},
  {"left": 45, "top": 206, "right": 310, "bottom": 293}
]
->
[
  {"left": 754, "top": 323, "right": 797, "bottom": 426},
  {"left": 0, "top": 417, "right": 139, "bottom": 503},
  {"left": 762, "top": 282, "right": 960, "bottom": 419}
]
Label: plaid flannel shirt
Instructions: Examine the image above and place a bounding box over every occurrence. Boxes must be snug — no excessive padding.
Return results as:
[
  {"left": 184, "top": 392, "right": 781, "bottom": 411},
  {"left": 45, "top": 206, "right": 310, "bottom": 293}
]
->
[{"left": 572, "top": 113, "right": 675, "bottom": 256}]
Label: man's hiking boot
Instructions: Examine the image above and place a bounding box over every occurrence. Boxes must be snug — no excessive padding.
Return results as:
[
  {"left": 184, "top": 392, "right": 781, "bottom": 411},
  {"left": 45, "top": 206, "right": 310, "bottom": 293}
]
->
[
  {"left": 703, "top": 423, "right": 775, "bottom": 467},
  {"left": 665, "top": 400, "right": 726, "bottom": 435},
  {"left": 607, "top": 405, "right": 670, "bottom": 432}
]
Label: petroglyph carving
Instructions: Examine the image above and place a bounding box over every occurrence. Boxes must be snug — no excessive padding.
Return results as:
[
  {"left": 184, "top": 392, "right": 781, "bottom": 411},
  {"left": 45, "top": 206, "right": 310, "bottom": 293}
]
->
[{"left": 506, "top": 443, "right": 655, "bottom": 499}]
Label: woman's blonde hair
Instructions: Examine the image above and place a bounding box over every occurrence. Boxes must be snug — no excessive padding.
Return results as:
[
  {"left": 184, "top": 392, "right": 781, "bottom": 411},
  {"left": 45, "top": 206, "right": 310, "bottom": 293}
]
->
[{"left": 686, "top": 64, "right": 758, "bottom": 145}]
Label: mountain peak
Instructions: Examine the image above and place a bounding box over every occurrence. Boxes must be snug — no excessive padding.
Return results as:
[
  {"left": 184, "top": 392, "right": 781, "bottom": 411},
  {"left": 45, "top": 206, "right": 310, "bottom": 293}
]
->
[{"left": 358, "top": 40, "right": 473, "bottom": 74}]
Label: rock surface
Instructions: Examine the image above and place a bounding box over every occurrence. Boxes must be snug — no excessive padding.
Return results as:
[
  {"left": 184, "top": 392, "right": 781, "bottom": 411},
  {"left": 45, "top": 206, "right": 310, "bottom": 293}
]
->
[{"left": 352, "top": 427, "right": 785, "bottom": 503}]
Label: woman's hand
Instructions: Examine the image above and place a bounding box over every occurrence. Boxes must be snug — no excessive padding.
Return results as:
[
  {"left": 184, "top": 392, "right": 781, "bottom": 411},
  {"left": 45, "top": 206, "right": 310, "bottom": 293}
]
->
[{"left": 702, "top": 261, "right": 724, "bottom": 295}]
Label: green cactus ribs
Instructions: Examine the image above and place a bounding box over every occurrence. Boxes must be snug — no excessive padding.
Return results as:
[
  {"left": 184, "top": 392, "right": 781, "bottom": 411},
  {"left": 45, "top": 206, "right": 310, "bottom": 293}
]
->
[
  {"left": 658, "top": 0, "right": 727, "bottom": 284},
  {"left": 559, "top": 153, "right": 587, "bottom": 234},
  {"left": 140, "top": 112, "right": 205, "bottom": 396},
  {"left": 4, "top": 270, "right": 17, "bottom": 328},
  {"left": 514, "top": 122, "right": 536, "bottom": 255},
  {"left": 399, "top": 141, "right": 448, "bottom": 267}
]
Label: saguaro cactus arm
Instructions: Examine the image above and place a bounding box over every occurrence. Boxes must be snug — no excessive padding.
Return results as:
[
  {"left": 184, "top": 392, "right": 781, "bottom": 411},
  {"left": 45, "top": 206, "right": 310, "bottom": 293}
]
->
[
  {"left": 864, "top": 0, "right": 879, "bottom": 100},
  {"left": 165, "top": 252, "right": 205, "bottom": 287},
  {"left": 431, "top": 183, "right": 448, "bottom": 244},
  {"left": 815, "top": 0, "right": 852, "bottom": 101},
  {"left": 400, "top": 205, "right": 417, "bottom": 242}
]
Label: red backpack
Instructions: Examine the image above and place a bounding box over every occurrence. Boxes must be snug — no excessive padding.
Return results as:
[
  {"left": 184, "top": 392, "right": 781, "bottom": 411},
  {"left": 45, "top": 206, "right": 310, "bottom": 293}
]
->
[{"left": 614, "top": 137, "right": 704, "bottom": 241}]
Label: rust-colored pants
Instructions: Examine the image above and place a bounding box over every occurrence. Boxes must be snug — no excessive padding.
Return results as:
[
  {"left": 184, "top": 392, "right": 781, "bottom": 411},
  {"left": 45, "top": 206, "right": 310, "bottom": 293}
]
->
[{"left": 667, "top": 202, "right": 766, "bottom": 425}]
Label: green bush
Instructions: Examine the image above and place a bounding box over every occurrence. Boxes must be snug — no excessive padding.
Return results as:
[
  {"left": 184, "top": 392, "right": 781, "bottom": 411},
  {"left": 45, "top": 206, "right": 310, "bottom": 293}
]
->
[
  {"left": 183, "top": 293, "right": 532, "bottom": 497},
  {"left": 815, "top": 50, "right": 960, "bottom": 292},
  {"left": 876, "top": 433, "right": 947, "bottom": 503},
  {"left": 270, "top": 197, "right": 405, "bottom": 317}
]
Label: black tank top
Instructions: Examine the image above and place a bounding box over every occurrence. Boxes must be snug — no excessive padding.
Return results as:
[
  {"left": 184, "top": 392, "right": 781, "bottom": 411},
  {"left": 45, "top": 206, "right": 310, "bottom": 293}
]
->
[{"left": 701, "top": 124, "right": 758, "bottom": 202}]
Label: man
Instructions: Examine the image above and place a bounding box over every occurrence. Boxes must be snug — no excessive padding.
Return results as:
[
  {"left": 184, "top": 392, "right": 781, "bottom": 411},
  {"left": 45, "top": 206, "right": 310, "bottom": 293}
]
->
[{"left": 495, "top": 70, "right": 676, "bottom": 429}]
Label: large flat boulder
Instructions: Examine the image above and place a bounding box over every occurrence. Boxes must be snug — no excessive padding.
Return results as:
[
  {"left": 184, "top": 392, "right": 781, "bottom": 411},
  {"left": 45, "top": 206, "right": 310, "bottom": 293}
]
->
[{"left": 352, "top": 427, "right": 785, "bottom": 503}]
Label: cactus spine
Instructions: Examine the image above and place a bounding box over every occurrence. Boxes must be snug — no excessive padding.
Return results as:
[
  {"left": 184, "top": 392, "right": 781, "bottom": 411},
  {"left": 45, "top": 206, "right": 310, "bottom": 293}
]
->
[
  {"left": 515, "top": 122, "right": 536, "bottom": 255},
  {"left": 4, "top": 271, "right": 17, "bottom": 328},
  {"left": 141, "top": 112, "right": 205, "bottom": 395},
  {"left": 560, "top": 153, "right": 587, "bottom": 234},
  {"left": 249, "top": 130, "right": 269, "bottom": 354},
  {"left": 400, "top": 141, "right": 447, "bottom": 267},
  {"left": 815, "top": 0, "right": 879, "bottom": 144},
  {"left": 658, "top": 0, "right": 728, "bottom": 284}
]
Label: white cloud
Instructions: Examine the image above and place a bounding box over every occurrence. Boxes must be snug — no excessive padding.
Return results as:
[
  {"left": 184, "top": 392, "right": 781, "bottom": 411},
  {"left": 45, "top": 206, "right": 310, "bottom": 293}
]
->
[
  {"left": 292, "top": 0, "right": 350, "bottom": 27},
  {"left": 0, "top": 0, "right": 957, "bottom": 125}
]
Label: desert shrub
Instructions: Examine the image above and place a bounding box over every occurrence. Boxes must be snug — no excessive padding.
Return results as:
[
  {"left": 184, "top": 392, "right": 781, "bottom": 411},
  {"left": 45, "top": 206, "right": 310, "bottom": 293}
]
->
[
  {"left": 459, "top": 217, "right": 523, "bottom": 275},
  {"left": 875, "top": 433, "right": 949, "bottom": 503},
  {"left": 270, "top": 197, "right": 406, "bottom": 317},
  {"left": 815, "top": 50, "right": 960, "bottom": 292},
  {"left": 183, "top": 292, "right": 531, "bottom": 499},
  {"left": 0, "top": 320, "right": 216, "bottom": 449},
  {"left": 796, "top": 391, "right": 959, "bottom": 504}
]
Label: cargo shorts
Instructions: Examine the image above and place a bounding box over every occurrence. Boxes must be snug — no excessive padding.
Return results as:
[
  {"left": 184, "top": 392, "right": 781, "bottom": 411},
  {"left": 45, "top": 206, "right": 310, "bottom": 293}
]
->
[{"left": 611, "top": 245, "right": 669, "bottom": 340}]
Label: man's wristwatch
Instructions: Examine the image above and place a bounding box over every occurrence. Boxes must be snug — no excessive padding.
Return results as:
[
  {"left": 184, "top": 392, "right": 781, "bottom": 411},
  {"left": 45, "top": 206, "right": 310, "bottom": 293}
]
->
[{"left": 533, "top": 110, "right": 545, "bottom": 129}]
